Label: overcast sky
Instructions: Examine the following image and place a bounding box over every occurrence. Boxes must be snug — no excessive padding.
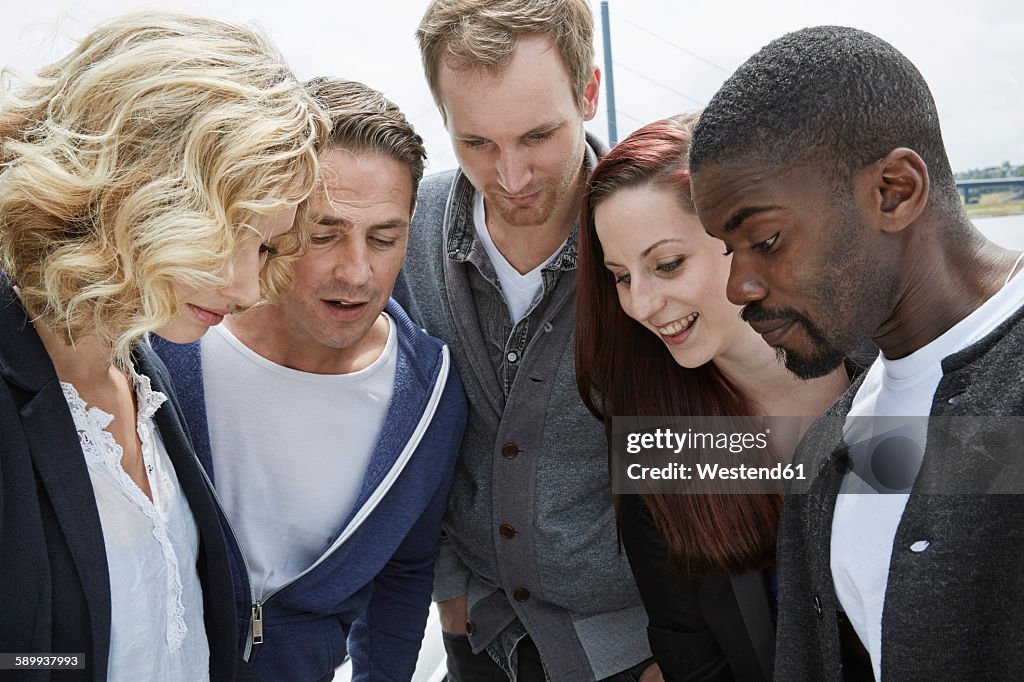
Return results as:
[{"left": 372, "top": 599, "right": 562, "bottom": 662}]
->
[{"left": 4, "top": 0, "right": 1022, "bottom": 175}]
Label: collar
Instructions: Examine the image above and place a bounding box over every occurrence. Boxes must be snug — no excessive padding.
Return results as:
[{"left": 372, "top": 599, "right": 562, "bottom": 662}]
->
[{"left": 0, "top": 271, "right": 59, "bottom": 393}]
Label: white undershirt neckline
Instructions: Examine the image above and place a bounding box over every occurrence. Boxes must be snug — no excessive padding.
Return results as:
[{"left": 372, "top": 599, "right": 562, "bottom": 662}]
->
[
  {"left": 832, "top": 265, "right": 1024, "bottom": 681},
  {"left": 472, "top": 191, "right": 565, "bottom": 324}
]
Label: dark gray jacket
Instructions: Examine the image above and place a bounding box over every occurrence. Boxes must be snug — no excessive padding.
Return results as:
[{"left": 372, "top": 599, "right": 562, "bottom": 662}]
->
[
  {"left": 775, "top": 304, "right": 1024, "bottom": 680},
  {"left": 393, "top": 133, "right": 650, "bottom": 681}
]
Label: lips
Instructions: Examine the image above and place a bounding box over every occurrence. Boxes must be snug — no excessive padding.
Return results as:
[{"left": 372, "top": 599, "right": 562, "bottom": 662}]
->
[
  {"left": 324, "top": 299, "right": 367, "bottom": 308},
  {"left": 503, "top": 190, "right": 542, "bottom": 207},
  {"left": 655, "top": 313, "right": 698, "bottom": 346},
  {"left": 321, "top": 299, "right": 369, "bottom": 321},
  {"left": 188, "top": 304, "right": 228, "bottom": 326},
  {"left": 748, "top": 318, "right": 795, "bottom": 346}
]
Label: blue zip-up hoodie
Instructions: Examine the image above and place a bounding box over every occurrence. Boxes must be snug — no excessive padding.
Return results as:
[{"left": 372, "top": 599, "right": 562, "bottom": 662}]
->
[{"left": 153, "top": 299, "right": 466, "bottom": 681}]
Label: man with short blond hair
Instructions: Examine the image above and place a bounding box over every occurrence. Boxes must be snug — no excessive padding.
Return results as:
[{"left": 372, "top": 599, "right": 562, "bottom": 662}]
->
[{"left": 394, "top": 1, "right": 657, "bottom": 680}]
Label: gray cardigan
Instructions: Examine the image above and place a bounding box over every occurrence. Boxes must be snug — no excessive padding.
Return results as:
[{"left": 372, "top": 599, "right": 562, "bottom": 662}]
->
[
  {"left": 775, "top": 303, "right": 1024, "bottom": 680},
  {"left": 393, "top": 134, "right": 650, "bottom": 681}
]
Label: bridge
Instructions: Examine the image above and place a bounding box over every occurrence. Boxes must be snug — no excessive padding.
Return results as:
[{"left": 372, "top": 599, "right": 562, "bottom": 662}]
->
[{"left": 956, "top": 177, "right": 1024, "bottom": 203}]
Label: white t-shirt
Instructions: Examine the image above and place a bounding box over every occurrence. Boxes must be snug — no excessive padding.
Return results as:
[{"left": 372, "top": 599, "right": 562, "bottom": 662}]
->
[
  {"left": 63, "top": 373, "right": 210, "bottom": 681},
  {"left": 473, "top": 191, "right": 565, "bottom": 325},
  {"left": 832, "top": 268, "right": 1024, "bottom": 680},
  {"left": 202, "top": 314, "right": 397, "bottom": 600}
]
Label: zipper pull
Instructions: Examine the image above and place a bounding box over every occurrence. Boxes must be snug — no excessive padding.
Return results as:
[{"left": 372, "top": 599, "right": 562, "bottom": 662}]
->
[{"left": 251, "top": 601, "right": 264, "bottom": 645}]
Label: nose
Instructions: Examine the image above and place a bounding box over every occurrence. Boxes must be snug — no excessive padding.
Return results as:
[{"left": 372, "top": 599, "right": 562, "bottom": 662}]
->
[
  {"left": 496, "top": 148, "right": 533, "bottom": 195},
  {"left": 623, "top": 275, "right": 666, "bottom": 325},
  {"left": 220, "top": 242, "right": 263, "bottom": 309},
  {"left": 332, "top": 240, "right": 372, "bottom": 288},
  {"left": 725, "top": 254, "right": 768, "bottom": 307}
]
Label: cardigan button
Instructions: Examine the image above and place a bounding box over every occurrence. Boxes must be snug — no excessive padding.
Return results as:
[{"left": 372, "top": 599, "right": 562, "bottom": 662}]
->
[
  {"left": 814, "top": 594, "right": 823, "bottom": 619},
  {"left": 465, "top": 620, "right": 475, "bottom": 635},
  {"left": 501, "top": 443, "right": 520, "bottom": 459},
  {"left": 499, "top": 524, "right": 517, "bottom": 539},
  {"left": 513, "top": 588, "right": 531, "bottom": 602}
]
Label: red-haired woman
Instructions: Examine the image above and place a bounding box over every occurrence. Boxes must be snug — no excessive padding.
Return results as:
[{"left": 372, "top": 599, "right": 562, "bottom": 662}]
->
[{"left": 575, "top": 114, "right": 850, "bottom": 681}]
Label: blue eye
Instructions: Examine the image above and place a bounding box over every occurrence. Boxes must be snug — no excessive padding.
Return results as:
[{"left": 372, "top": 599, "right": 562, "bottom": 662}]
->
[{"left": 614, "top": 272, "right": 631, "bottom": 286}]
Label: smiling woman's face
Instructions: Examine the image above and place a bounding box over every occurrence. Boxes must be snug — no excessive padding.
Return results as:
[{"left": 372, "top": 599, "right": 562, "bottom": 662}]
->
[{"left": 595, "top": 183, "right": 751, "bottom": 369}]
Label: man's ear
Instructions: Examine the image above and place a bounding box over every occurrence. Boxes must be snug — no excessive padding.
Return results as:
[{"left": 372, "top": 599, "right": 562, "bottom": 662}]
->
[
  {"left": 866, "top": 148, "right": 929, "bottom": 233},
  {"left": 582, "top": 66, "right": 601, "bottom": 122}
]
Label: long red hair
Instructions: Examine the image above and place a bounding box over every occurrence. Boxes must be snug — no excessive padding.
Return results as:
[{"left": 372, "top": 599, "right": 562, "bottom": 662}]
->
[{"left": 576, "top": 114, "right": 781, "bottom": 576}]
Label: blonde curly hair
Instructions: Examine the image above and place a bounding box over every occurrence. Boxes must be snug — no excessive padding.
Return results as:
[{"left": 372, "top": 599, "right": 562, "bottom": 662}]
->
[{"left": 0, "top": 12, "right": 328, "bottom": 368}]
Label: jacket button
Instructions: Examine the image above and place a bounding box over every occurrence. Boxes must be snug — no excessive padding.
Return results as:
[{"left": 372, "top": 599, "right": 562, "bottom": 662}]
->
[
  {"left": 465, "top": 620, "right": 475, "bottom": 635},
  {"left": 814, "top": 594, "right": 823, "bottom": 619},
  {"left": 501, "top": 443, "right": 520, "bottom": 459},
  {"left": 910, "top": 540, "right": 930, "bottom": 552},
  {"left": 499, "top": 524, "right": 517, "bottom": 539},
  {"left": 513, "top": 588, "right": 530, "bottom": 602}
]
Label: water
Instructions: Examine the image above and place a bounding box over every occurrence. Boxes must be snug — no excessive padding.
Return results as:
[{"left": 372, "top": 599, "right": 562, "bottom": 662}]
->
[{"left": 974, "top": 214, "right": 1024, "bottom": 249}]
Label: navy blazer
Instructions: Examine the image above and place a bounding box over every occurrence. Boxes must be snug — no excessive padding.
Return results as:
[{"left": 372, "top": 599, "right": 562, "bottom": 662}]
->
[{"left": 0, "top": 274, "right": 237, "bottom": 681}]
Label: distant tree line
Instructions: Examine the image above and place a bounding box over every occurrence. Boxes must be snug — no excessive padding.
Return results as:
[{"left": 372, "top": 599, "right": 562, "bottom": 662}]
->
[{"left": 956, "top": 161, "right": 1023, "bottom": 180}]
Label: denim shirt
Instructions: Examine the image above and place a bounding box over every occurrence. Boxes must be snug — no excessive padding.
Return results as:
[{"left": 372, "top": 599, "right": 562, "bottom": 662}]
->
[
  {"left": 446, "top": 195, "right": 578, "bottom": 396},
  {"left": 393, "top": 133, "right": 650, "bottom": 681}
]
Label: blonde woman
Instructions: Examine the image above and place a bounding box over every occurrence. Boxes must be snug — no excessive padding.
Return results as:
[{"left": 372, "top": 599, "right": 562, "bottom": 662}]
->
[{"left": 0, "top": 13, "right": 325, "bottom": 681}]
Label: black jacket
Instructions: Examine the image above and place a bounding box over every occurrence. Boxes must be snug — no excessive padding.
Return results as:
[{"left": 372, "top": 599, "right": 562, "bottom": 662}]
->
[
  {"left": 0, "top": 274, "right": 237, "bottom": 681},
  {"left": 620, "top": 494, "right": 775, "bottom": 681}
]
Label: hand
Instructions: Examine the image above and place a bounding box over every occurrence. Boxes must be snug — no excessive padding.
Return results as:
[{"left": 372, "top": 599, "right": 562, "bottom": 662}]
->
[
  {"left": 638, "top": 662, "right": 664, "bottom": 682},
  {"left": 437, "top": 594, "right": 469, "bottom": 634}
]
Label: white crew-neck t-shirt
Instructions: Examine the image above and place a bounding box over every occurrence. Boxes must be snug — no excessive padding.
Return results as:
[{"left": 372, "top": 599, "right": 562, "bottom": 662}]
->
[{"left": 201, "top": 315, "right": 397, "bottom": 600}]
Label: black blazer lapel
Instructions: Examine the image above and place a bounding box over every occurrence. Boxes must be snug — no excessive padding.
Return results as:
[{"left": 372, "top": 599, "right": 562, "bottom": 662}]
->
[
  {"left": 729, "top": 570, "right": 776, "bottom": 678},
  {"left": 20, "top": 382, "right": 111, "bottom": 681}
]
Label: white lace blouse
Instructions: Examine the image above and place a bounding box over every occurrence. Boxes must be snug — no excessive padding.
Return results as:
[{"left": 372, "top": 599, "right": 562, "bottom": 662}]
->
[{"left": 60, "top": 373, "right": 210, "bottom": 681}]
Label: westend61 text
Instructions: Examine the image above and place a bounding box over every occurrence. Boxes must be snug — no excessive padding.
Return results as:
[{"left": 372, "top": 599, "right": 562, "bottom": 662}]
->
[
  {"left": 627, "top": 462, "right": 806, "bottom": 481},
  {"left": 625, "top": 428, "right": 769, "bottom": 454}
]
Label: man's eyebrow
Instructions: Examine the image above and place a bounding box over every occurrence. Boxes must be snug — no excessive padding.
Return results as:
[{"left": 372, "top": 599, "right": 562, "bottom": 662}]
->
[
  {"left": 722, "top": 205, "right": 783, "bottom": 233},
  {"left": 524, "top": 120, "right": 564, "bottom": 136},
  {"left": 313, "top": 215, "right": 351, "bottom": 227},
  {"left": 370, "top": 219, "right": 410, "bottom": 230}
]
